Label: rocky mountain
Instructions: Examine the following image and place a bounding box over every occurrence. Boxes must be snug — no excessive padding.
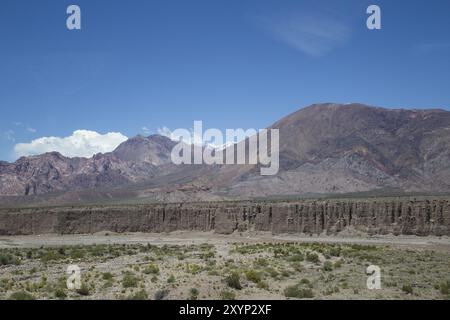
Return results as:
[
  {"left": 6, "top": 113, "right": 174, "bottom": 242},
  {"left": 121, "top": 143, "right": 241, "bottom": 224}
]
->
[
  {"left": 0, "top": 135, "right": 179, "bottom": 197},
  {"left": 1, "top": 103, "right": 450, "bottom": 205}
]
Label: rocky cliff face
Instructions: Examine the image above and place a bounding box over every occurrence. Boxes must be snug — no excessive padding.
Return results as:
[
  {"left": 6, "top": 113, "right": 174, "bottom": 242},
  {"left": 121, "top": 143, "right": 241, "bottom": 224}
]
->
[{"left": 1, "top": 197, "right": 449, "bottom": 236}]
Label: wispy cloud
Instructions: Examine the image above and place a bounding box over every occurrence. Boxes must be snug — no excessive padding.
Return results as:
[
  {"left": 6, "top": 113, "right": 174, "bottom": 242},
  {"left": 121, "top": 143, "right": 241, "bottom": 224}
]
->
[
  {"left": 157, "top": 126, "right": 173, "bottom": 139},
  {"left": 2, "top": 130, "right": 15, "bottom": 142},
  {"left": 141, "top": 126, "right": 151, "bottom": 135},
  {"left": 256, "top": 11, "right": 351, "bottom": 57},
  {"left": 12, "top": 121, "right": 37, "bottom": 134}
]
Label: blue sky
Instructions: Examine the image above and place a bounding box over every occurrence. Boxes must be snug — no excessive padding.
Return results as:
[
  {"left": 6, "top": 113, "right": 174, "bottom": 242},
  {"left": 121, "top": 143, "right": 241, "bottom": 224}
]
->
[{"left": 1, "top": 0, "right": 449, "bottom": 161}]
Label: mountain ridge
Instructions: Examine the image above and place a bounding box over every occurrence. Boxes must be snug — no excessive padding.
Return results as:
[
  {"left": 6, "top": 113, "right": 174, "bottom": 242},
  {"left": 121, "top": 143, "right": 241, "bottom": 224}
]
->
[{"left": 1, "top": 103, "right": 450, "bottom": 205}]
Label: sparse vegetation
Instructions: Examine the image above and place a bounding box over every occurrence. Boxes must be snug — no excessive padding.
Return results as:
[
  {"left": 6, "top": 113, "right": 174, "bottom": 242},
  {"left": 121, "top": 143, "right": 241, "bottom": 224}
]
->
[
  {"left": 220, "top": 290, "right": 236, "bottom": 300},
  {"left": 284, "top": 284, "right": 314, "bottom": 299},
  {"left": 154, "top": 289, "right": 169, "bottom": 300},
  {"left": 401, "top": 284, "right": 413, "bottom": 295},
  {"left": 0, "top": 240, "right": 448, "bottom": 300},
  {"left": 189, "top": 288, "right": 199, "bottom": 300},
  {"left": 225, "top": 272, "right": 242, "bottom": 290},
  {"left": 122, "top": 272, "right": 139, "bottom": 288},
  {"left": 127, "top": 290, "right": 148, "bottom": 300},
  {"left": 8, "top": 291, "right": 35, "bottom": 300}
]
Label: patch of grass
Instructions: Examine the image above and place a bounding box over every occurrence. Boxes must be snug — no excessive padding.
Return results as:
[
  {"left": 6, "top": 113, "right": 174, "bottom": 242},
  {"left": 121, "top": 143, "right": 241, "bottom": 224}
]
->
[
  {"left": 225, "top": 272, "right": 242, "bottom": 290},
  {"left": 8, "top": 291, "right": 35, "bottom": 300},
  {"left": 102, "top": 272, "right": 114, "bottom": 280},
  {"left": 284, "top": 285, "right": 314, "bottom": 299},
  {"left": 257, "top": 281, "right": 269, "bottom": 290},
  {"left": 245, "top": 270, "right": 263, "bottom": 284},
  {"left": 185, "top": 263, "right": 203, "bottom": 275},
  {"left": 265, "top": 267, "right": 279, "bottom": 278},
  {"left": 122, "top": 272, "right": 139, "bottom": 288},
  {"left": 127, "top": 290, "right": 148, "bottom": 300},
  {"left": 143, "top": 264, "right": 160, "bottom": 275},
  {"left": 254, "top": 258, "right": 269, "bottom": 267},
  {"left": 41, "top": 251, "right": 67, "bottom": 263},
  {"left": 0, "top": 253, "right": 20, "bottom": 266},
  {"left": 288, "top": 254, "right": 304, "bottom": 262},
  {"left": 54, "top": 288, "right": 67, "bottom": 299},
  {"left": 189, "top": 288, "right": 199, "bottom": 300},
  {"left": 333, "top": 260, "right": 343, "bottom": 268},
  {"left": 220, "top": 290, "right": 236, "bottom": 300},
  {"left": 167, "top": 275, "right": 176, "bottom": 284},
  {"left": 401, "top": 284, "right": 413, "bottom": 295},
  {"left": 306, "top": 252, "right": 320, "bottom": 264},
  {"left": 439, "top": 281, "right": 449, "bottom": 295},
  {"left": 323, "top": 261, "right": 333, "bottom": 272}
]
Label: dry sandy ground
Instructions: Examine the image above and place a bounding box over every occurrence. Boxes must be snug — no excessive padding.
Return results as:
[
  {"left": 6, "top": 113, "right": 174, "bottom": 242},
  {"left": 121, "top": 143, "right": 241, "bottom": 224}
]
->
[
  {"left": 1, "top": 232, "right": 449, "bottom": 300},
  {"left": 1, "top": 231, "right": 449, "bottom": 251}
]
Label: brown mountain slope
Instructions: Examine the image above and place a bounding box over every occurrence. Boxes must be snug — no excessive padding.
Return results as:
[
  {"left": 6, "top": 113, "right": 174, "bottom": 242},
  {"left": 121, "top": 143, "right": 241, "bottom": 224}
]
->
[
  {"left": 222, "top": 103, "right": 450, "bottom": 197},
  {"left": 0, "top": 135, "right": 178, "bottom": 196},
  {"left": 1, "top": 103, "right": 450, "bottom": 204}
]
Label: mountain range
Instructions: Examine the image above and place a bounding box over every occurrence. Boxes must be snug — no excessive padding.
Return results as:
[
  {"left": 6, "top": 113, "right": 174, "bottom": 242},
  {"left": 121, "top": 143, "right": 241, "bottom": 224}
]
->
[{"left": 1, "top": 103, "right": 450, "bottom": 206}]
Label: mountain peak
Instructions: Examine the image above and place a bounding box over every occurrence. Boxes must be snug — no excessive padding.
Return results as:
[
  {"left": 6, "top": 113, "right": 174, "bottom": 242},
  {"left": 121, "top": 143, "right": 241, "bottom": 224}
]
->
[{"left": 112, "top": 134, "right": 175, "bottom": 164}]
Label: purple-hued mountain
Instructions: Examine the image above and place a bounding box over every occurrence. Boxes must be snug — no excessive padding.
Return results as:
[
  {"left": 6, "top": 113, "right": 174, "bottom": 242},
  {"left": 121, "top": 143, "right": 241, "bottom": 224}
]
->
[{"left": 1, "top": 103, "right": 450, "bottom": 205}]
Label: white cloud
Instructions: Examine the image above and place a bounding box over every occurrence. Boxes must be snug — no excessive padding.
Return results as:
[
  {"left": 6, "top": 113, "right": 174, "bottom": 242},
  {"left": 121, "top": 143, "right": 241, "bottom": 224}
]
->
[
  {"left": 157, "top": 126, "right": 249, "bottom": 150},
  {"left": 26, "top": 127, "right": 37, "bottom": 133},
  {"left": 14, "top": 130, "right": 128, "bottom": 159},
  {"left": 258, "top": 11, "right": 351, "bottom": 56}
]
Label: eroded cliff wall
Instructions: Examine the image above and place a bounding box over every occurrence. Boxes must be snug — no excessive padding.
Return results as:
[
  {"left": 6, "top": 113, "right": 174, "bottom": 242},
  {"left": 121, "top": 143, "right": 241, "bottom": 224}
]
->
[{"left": 1, "top": 197, "right": 449, "bottom": 236}]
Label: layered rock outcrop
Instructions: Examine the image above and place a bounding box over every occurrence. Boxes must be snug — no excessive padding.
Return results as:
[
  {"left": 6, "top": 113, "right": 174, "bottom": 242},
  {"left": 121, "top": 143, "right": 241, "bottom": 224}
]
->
[{"left": 1, "top": 197, "right": 449, "bottom": 236}]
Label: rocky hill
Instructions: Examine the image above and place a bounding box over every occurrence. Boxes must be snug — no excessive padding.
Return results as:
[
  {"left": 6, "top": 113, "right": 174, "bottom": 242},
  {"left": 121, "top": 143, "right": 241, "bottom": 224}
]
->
[{"left": 1, "top": 103, "right": 450, "bottom": 205}]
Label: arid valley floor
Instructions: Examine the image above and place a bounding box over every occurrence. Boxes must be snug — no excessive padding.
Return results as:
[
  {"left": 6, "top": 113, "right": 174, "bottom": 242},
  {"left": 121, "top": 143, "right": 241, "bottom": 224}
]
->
[{"left": 1, "top": 232, "right": 449, "bottom": 300}]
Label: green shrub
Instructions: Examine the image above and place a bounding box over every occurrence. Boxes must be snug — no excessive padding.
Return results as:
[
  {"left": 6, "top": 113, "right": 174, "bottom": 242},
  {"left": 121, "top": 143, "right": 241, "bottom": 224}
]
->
[
  {"left": 122, "top": 272, "right": 139, "bottom": 288},
  {"left": 306, "top": 252, "right": 320, "bottom": 264},
  {"left": 68, "top": 248, "right": 85, "bottom": 260},
  {"left": 167, "top": 275, "right": 176, "bottom": 284},
  {"left": 54, "top": 288, "right": 67, "bottom": 299},
  {"left": 401, "top": 284, "right": 413, "bottom": 295},
  {"left": 328, "top": 246, "right": 341, "bottom": 257},
  {"left": 254, "top": 258, "right": 268, "bottom": 267},
  {"left": 265, "top": 267, "right": 279, "bottom": 278},
  {"left": 102, "top": 272, "right": 114, "bottom": 280},
  {"left": 220, "top": 290, "right": 236, "bottom": 300},
  {"left": 333, "top": 260, "right": 343, "bottom": 268},
  {"left": 189, "top": 288, "right": 199, "bottom": 300},
  {"left": 288, "top": 254, "right": 304, "bottom": 262},
  {"left": 127, "top": 290, "right": 148, "bottom": 300},
  {"left": 300, "top": 278, "right": 312, "bottom": 287},
  {"left": 143, "top": 264, "right": 160, "bottom": 275},
  {"left": 225, "top": 272, "right": 242, "bottom": 290},
  {"left": 245, "top": 270, "right": 263, "bottom": 283},
  {"left": 323, "top": 261, "right": 333, "bottom": 272},
  {"left": 0, "top": 253, "right": 20, "bottom": 266},
  {"left": 440, "top": 281, "right": 449, "bottom": 295},
  {"left": 9, "top": 291, "right": 35, "bottom": 300},
  {"left": 284, "top": 285, "right": 314, "bottom": 299}
]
